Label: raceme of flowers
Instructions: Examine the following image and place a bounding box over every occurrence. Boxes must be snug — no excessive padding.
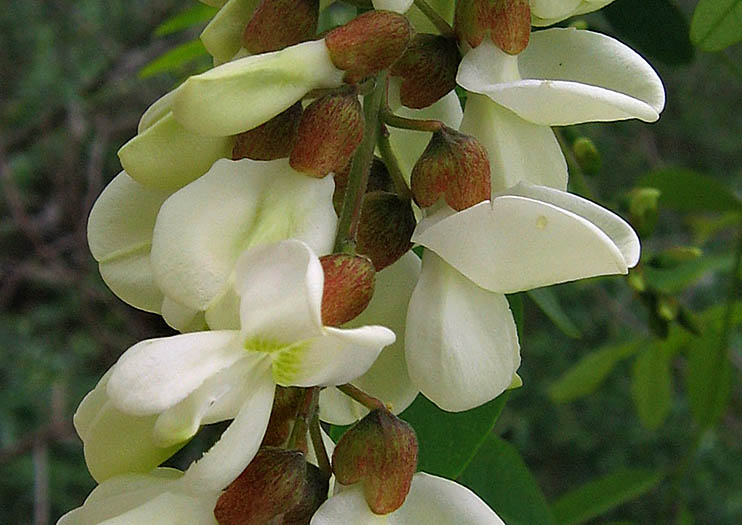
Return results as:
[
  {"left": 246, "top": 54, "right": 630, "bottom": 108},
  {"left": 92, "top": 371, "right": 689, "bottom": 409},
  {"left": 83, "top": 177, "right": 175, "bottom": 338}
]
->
[{"left": 61, "top": 0, "right": 664, "bottom": 523}]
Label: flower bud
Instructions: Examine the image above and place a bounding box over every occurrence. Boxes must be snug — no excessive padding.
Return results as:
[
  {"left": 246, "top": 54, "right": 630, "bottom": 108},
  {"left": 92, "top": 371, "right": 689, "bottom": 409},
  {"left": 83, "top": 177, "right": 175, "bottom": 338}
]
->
[
  {"left": 261, "top": 387, "right": 304, "bottom": 447},
  {"left": 332, "top": 408, "right": 418, "bottom": 514},
  {"left": 214, "top": 447, "right": 307, "bottom": 525},
  {"left": 333, "top": 158, "right": 394, "bottom": 214},
  {"left": 572, "top": 136, "right": 601, "bottom": 176},
  {"left": 357, "top": 191, "right": 416, "bottom": 271},
  {"left": 649, "top": 246, "right": 702, "bottom": 269},
  {"left": 627, "top": 187, "right": 661, "bottom": 237},
  {"left": 280, "top": 463, "right": 330, "bottom": 524},
  {"left": 411, "top": 126, "right": 491, "bottom": 211},
  {"left": 232, "top": 102, "right": 303, "bottom": 161},
  {"left": 325, "top": 11, "right": 413, "bottom": 84},
  {"left": 243, "top": 0, "right": 319, "bottom": 54},
  {"left": 320, "top": 253, "right": 376, "bottom": 326},
  {"left": 290, "top": 94, "right": 364, "bottom": 178},
  {"left": 454, "top": 0, "right": 531, "bottom": 54},
  {"left": 390, "top": 34, "right": 461, "bottom": 109}
]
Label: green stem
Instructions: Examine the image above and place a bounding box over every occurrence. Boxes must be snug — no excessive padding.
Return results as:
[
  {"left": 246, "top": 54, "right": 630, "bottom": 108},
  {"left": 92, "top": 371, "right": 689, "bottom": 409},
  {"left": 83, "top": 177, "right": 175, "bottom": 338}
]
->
[
  {"left": 413, "top": 0, "right": 456, "bottom": 39},
  {"left": 287, "top": 387, "right": 318, "bottom": 450},
  {"left": 381, "top": 107, "right": 442, "bottom": 133},
  {"left": 309, "top": 412, "right": 332, "bottom": 476},
  {"left": 334, "top": 72, "right": 388, "bottom": 254},
  {"left": 337, "top": 383, "right": 386, "bottom": 411},
  {"left": 377, "top": 124, "right": 412, "bottom": 201}
]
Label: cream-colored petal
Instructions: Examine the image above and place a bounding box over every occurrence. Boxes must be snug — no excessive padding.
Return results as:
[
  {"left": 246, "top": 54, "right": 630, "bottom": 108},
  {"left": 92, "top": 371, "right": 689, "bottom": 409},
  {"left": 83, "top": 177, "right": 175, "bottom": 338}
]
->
[
  {"left": 173, "top": 40, "right": 345, "bottom": 136},
  {"left": 87, "top": 172, "right": 170, "bottom": 313},
  {"left": 99, "top": 491, "right": 218, "bottom": 525},
  {"left": 406, "top": 253, "right": 520, "bottom": 412},
  {"left": 235, "top": 240, "right": 324, "bottom": 343},
  {"left": 151, "top": 158, "right": 336, "bottom": 313},
  {"left": 532, "top": 0, "right": 615, "bottom": 26},
  {"left": 119, "top": 111, "right": 234, "bottom": 191},
  {"left": 107, "top": 331, "right": 243, "bottom": 416},
  {"left": 413, "top": 196, "right": 633, "bottom": 293},
  {"left": 200, "top": 0, "right": 260, "bottom": 64},
  {"left": 161, "top": 297, "right": 207, "bottom": 333},
  {"left": 460, "top": 94, "right": 567, "bottom": 192},
  {"left": 320, "top": 253, "right": 421, "bottom": 425},
  {"left": 373, "top": 0, "right": 414, "bottom": 13}
]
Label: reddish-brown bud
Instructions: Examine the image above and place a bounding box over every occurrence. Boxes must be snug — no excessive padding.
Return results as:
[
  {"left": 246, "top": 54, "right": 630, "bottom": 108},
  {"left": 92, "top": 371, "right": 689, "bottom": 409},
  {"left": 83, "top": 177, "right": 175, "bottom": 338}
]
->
[
  {"left": 356, "top": 191, "right": 416, "bottom": 271},
  {"left": 332, "top": 409, "right": 418, "bottom": 514},
  {"left": 319, "top": 253, "right": 375, "bottom": 326},
  {"left": 232, "top": 102, "right": 303, "bottom": 161},
  {"left": 411, "top": 126, "right": 491, "bottom": 211},
  {"left": 214, "top": 448, "right": 307, "bottom": 525},
  {"left": 261, "top": 386, "right": 304, "bottom": 447},
  {"left": 333, "top": 157, "right": 394, "bottom": 214},
  {"left": 243, "top": 0, "right": 319, "bottom": 54},
  {"left": 280, "top": 464, "right": 330, "bottom": 524},
  {"left": 290, "top": 94, "right": 364, "bottom": 178},
  {"left": 325, "top": 11, "right": 413, "bottom": 84},
  {"left": 454, "top": 0, "right": 530, "bottom": 54},
  {"left": 391, "top": 34, "right": 461, "bottom": 109}
]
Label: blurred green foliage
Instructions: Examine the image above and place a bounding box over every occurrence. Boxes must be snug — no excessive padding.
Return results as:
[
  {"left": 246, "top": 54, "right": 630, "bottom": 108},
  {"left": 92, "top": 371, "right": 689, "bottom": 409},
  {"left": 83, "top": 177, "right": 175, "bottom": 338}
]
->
[{"left": 1, "top": 0, "right": 740, "bottom": 523}]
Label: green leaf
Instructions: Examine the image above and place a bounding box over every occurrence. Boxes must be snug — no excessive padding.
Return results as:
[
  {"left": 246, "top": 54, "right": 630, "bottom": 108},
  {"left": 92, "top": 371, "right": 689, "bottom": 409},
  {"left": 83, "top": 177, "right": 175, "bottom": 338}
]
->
[
  {"left": 527, "top": 288, "right": 581, "bottom": 339},
  {"left": 548, "top": 341, "right": 642, "bottom": 403},
  {"left": 552, "top": 468, "right": 664, "bottom": 525},
  {"left": 458, "top": 435, "right": 556, "bottom": 525},
  {"left": 603, "top": 0, "right": 694, "bottom": 65},
  {"left": 400, "top": 392, "right": 509, "bottom": 478},
  {"left": 690, "top": 0, "right": 742, "bottom": 51},
  {"left": 639, "top": 168, "right": 742, "bottom": 214},
  {"left": 644, "top": 253, "right": 734, "bottom": 294},
  {"left": 139, "top": 39, "right": 210, "bottom": 79},
  {"left": 631, "top": 344, "right": 673, "bottom": 430},
  {"left": 686, "top": 320, "right": 733, "bottom": 428},
  {"left": 154, "top": 4, "right": 219, "bottom": 37}
]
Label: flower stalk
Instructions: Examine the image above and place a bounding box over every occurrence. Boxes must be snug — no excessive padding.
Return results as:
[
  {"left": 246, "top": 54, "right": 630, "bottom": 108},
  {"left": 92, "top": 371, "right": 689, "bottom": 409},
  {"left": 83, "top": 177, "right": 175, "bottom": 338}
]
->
[
  {"left": 337, "top": 383, "right": 388, "bottom": 411},
  {"left": 413, "top": 0, "right": 456, "bottom": 39},
  {"left": 377, "top": 125, "right": 413, "bottom": 201}
]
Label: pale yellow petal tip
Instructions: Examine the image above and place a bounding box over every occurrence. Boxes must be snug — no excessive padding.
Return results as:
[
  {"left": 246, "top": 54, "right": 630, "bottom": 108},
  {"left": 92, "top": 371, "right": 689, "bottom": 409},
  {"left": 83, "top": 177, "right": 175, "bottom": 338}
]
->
[{"left": 507, "top": 373, "right": 523, "bottom": 390}]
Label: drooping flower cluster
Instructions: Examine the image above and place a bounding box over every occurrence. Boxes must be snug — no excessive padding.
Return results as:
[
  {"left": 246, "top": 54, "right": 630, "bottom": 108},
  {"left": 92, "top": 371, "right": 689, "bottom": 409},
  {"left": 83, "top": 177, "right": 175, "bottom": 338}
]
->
[{"left": 63, "top": 0, "right": 664, "bottom": 522}]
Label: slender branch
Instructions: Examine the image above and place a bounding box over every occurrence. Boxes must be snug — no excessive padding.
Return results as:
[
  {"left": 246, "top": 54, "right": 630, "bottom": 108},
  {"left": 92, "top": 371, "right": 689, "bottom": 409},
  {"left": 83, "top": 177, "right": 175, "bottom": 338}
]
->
[
  {"left": 377, "top": 125, "right": 413, "bottom": 201},
  {"left": 309, "top": 412, "right": 332, "bottom": 476},
  {"left": 413, "top": 0, "right": 456, "bottom": 39},
  {"left": 287, "top": 387, "right": 319, "bottom": 450},
  {"left": 334, "top": 72, "right": 388, "bottom": 254},
  {"left": 337, "top": 383, "right": 387, "bottom": 411},
  {"left": 380, "top": 107, "right": 442, "bottom": 133}
]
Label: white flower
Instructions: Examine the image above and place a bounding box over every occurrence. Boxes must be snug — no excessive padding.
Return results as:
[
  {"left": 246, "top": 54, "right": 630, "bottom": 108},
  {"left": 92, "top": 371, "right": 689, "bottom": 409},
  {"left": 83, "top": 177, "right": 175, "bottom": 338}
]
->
[
  {"left": 406, "top": 183, "right": 640, "bottom": 411},
  {"left": 87, "top": 158, "right": 337, "bottom": 331},
  {"left": 531, "top": 0, "right": 616, "bottom": 26},
  {"left": 457, "top": 28, "right": 665, "bottom": 192},
  {"left": 75, "top": 240, "right": 395, "bottom": 488},
  {"left": 57, "top": 469, "right": 219, "bottom": 525},
  {"left": 311, "top": 472, "right": 504, "bottom": 524},
  {"left": 372, "top": 0, "right": 414, "bottom": 13}
]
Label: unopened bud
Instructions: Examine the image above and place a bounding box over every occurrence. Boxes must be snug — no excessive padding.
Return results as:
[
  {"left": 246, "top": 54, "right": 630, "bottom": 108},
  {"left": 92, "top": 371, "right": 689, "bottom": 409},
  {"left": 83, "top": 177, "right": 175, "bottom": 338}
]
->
[
  {"left": 649, "top": 246, "right": 702, "bottom": 269},
  {"left": 332, "top": 408, "right": 418, "bottom": 514},
  {"left": 280, "top": 463, "right": 330, "bottom": 524},
  {"left": 390, "top": 34, "right": 460, "bottom": 109},
  {"left": 243, "top": 0, "right": 319, "bottom": 54},
  {"left": 233, "top": 102, "right": 303, "bottom": 161},
  {"left": 454, "top": 0, "right": 531, "bottom": 54},
  {"left": 573, "top": 136, "right": 601, "bottom": 176},
  {"left": 214, "top": 447, "right": 306, "bottom": 525},
  {"left": 333, "top": 158, "right": 394, "bottom": 214},
  {"left": 320, "top": 254, "right": 376, "bottom": 326},
  {"left": 357, "top": 191, "right": 416, "bottom": 271},
  {"left": 290, "top": 94, "right": 364, "bottom": 177},
  {"left": 627, "top": 187, "right": 661, "bottom": 237},
  {"left": 261, "top": 387, "right": 304, "bottom": 447},
  {"left": 627, "top": 268, "right": 646, "bottom": 293},
  {"left": 657, "top": 296, "right": 678, "bottom": 322},
  {"left": 411, "top": 126, "right": 491, "bottom": 211},
  {"left": 325, "top": 11, "right": 413, "bottom": 84}
]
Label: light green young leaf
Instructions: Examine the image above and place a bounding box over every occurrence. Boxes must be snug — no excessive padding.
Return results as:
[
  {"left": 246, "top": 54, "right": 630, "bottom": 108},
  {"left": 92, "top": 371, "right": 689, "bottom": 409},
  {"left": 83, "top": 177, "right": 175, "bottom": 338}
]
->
[
  {"left": 154, "top": 4, "right": 219, "bottom": 37},
  {"left": 631, "top": 344, "right": 673, "bottom": 430},
  {"left": 139, "top": 40, "right": 210, "bottom": 79},
  {"left": 527, "top": 288, "right": 581, "bottom": 339},
  {"left": 548, "top": 341, "right": 642, "bottom": 403},
  {"left": 399, "top": 392, "right": 509, "bottom": 479},
  {"left": 640, "top": 167, "right": 742, "bottom": 214},
  {"left": 552, "top": 468, "right": 664, "bottom": 525},
  {"left": 690, "top": 0, "right": 742, "bottom": 51},
  {"left": 458, "top": 435, "right": 556, "bottom": 525},
  {"left": 686, "top": 322, "right": 733, "bottom": 429}
]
